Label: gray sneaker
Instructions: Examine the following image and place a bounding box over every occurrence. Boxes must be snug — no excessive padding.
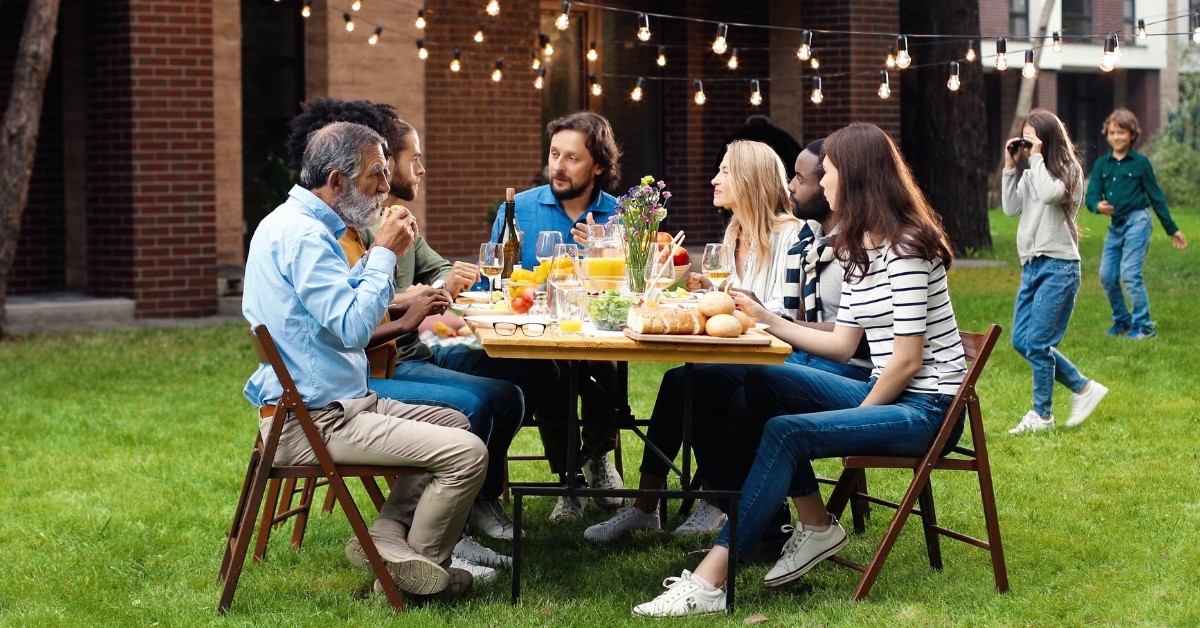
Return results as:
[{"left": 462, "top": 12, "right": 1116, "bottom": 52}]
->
[
  {"left": 763, "top": 517, "right": 849, "bottom": 588},
  {"left": 672, "top": 501, "right": 727, "bottom": 536},
  {"left": 454, "top": 534, "right": 512, "bottom": 568},
  {"left": 374, "top": 566, "right": 474, "bottom": 602},
  {"left": 549, "top": 495, "right": 588, "bottom": 521},
  {"left": 469, "top": 498, "right": 516, "bottom": 540},
  {"left": 583, "top": 452, "right": 625, "bottom": 508},
  {"left": 346, "top": 533, "right": 449, "bottom": 596}
]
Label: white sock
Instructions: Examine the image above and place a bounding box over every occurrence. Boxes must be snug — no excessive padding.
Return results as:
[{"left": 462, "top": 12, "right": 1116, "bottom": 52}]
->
[
  {"left": 802, "top": 516, "right": 832, "bottom": 533},
  {"left": 691, "top": 572, "right": 718, "bottom": 592}
]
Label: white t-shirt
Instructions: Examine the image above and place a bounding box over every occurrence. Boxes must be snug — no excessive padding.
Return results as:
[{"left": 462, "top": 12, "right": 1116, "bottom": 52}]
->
[
  {"left": 834, "top": 243, "right": 966, "bottom": 396},
  {"left": 730, "top": 220, "right": 802, "bottom": 315}
]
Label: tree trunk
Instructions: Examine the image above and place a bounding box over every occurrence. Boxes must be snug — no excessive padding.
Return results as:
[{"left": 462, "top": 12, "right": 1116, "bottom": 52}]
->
[
  {"left": 0, "top": 0, "right": 62, "bottom": 335},
  {"left": 899, "top": 0, "right": 991, "bottom": 253}
]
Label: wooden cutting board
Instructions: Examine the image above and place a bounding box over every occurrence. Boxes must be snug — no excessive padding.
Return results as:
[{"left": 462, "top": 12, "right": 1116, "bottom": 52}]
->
[{"left": 623, "top": 328, "right": 773, "bottom": 346}]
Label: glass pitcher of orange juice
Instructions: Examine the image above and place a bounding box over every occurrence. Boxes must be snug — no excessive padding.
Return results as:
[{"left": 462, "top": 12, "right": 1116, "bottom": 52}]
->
[{"left": 584, "top": 222, "right": 626, "bottom": 292}]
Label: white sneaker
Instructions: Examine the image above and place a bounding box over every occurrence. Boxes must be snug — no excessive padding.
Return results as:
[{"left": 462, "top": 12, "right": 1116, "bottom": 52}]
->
[
  {"left": 632, "top": 570, "right": 726, "bottom": 617},
  {"left": 583, "top": 452, "right": 625, "bottom": 508},
  {"left": 549, "top": 495, "right": 588, "bottom": 522},
  {"left": 450, "top": 556, "right": 496, "bottom": 584},
  {"left": 1008, "top": 410, "right": 1055, "bottom": 434},
  {"left": 1066, "top": 381, "right": 1108, "bottom": 427},
  {"left": 454, "top": 535, "right": 511, "bottom": 569},
  {"left": 583, "top": 505, "right": 660, "bottom": 542},
  {"left": 469, "top": 498, "right": 516, "bottom": 540},
  {"left": 763, "top": 517, "right": 849, "bottom": 588},
  {"left": 673, "top": 501, "right": 728, "bottom": 536}
]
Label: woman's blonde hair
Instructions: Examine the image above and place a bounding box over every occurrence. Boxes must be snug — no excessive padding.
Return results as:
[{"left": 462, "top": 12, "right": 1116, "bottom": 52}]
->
[{"left": 720, "top": 140, "right": 799, "bottom": 279}]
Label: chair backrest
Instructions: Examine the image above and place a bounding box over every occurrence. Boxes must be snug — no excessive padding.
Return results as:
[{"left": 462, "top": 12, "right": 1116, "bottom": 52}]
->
[
  {"left": 247, "top": 326, "right": 302, "bottom": 402},
  {"left": 922, "top": 325, "right": 1002, "bottom": 463}
]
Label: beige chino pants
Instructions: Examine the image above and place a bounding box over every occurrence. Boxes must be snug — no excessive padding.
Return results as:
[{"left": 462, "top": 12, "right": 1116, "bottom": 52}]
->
[{"left": 261, "top": 393, "right": 487, "bottom": 566}]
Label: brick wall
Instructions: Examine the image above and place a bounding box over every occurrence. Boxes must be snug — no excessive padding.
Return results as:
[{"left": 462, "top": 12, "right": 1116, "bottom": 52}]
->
[
  {"left": 1036, "top": 69, "right": 1058, "bottom": 112},
  {"left": 1094, "top": 0, "right": 1125, "bottom": 44},
  {"left": 1127, "top": 69, "right": 1161, "bottom": 143},
  {"left": 422, "top": 0, "right": 544, "bottom": 259},
  {"left": 979, "top": 0, "right": 1008, "bottom": 37},
  {"left": 2, "top": 0, "right": 65, "bottom": 294}
]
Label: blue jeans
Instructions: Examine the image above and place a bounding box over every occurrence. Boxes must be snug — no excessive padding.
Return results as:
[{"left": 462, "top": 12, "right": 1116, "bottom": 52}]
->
[
  {"left": 368, "top": 347, "right": 557, "bottom": 500},
  {"left": 714, "top": 364, "right": 956, "bottom": 560},
  {"left": 1100, "top": 208, "right": 1154, "bottom": 331},
  {"left": 1012, "top": 256, "right": 1090, "bottom": 417}
]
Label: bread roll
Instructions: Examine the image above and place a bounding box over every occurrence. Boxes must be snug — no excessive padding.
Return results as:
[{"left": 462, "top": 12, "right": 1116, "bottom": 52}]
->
[
  {"left": 628, "top": 307, "right": 708, "bottom": 335},
  {"left": 705, "top": 314, "right": 743, "bottom": 338},
  {"left": 732, "top": 310, "right": 755, "bottom": 334},
  {"left": 698, "top": 291, "right": 735, "bottom": 317}
]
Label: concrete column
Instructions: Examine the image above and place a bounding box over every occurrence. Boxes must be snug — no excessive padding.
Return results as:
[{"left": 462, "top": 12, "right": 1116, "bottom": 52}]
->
[
  {"left": 213, "top": 0, "right": 243, "bottom": 268},
  {"left": 769, "top": 0, "right": 804, "bottom": 143},
  {"left": 61, "top": 0, "right": 88, "bottom": 291}
]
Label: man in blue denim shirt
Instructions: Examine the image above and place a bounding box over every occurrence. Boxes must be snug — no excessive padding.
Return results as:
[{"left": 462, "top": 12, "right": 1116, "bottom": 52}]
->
[
  {"left": 243, "top": 121, "right": 486, "bottom": 598},
  {"left": 488, "top": 112, "right": 627, "bottom": 521}
]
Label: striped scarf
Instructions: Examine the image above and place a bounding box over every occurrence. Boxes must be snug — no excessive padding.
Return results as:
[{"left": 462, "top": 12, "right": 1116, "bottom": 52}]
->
[{"left": 782, "top": 220, "right": 835, "bottom": 322}]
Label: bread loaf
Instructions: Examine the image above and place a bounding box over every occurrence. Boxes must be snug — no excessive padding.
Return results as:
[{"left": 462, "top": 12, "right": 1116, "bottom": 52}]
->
[
  {"left": 698, "top": 291, "right": 735, "bottom": 317},
  {"left": 627, "top": 307, "right": 708, "bottom": 335},
  {"left": 732, "top": 310, "right": 755, "bottom": 334},
  {"left": 705, "top": 314, "right": 743, "bottom": 338}
]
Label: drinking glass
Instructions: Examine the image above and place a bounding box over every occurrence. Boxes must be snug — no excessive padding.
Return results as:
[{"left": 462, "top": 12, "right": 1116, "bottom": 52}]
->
[
  {"left": 478, "top": 243, "right": 503, "bottom": 304},
  {"left": 554, "top": 287, "right": 586, "bottom": 335},
  {"left": 643, "top": 242, "right": 674, "bottom": 301},
  {"left": 701, "top": 243, "right": 732, "bottom": 288},
  {"left": 535, "top": 231, "right": 563, "bottom": 265}
]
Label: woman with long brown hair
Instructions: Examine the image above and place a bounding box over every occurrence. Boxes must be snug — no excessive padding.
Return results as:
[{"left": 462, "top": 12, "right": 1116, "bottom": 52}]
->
[
  {"left": 633, "top": 123, "right": 968, "bottom": 616},
  {"left": 1002, "top": 108, "right": 1106, "bottom": 434}
]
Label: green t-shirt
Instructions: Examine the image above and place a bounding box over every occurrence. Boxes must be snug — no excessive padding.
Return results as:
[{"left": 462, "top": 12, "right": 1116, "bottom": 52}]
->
[
  {"left": 1084, "top": 150, "right": 1178, "bottom": 235},
  {"left": 360, "top": 231, "right": 453, "bottom": 364}
]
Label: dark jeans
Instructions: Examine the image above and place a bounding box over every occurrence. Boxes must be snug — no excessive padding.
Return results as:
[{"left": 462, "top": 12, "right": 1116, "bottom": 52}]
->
[
  {"left": 714, "top": 364, "right": 956, "bottom": 560},
  {"left": 535, "top": 360, "right": 621, "bottom": 475}
]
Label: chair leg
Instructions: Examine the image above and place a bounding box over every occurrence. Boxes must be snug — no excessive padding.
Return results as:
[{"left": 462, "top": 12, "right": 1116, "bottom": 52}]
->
[
  {"left": 825, "top": 467, "right": 860, "bottom": 521},
  {"left": 289, "top": 476, "right": 319, "bottom": 550},
  {"left": 848, "top": 469, "right": 868, "bottom": 535},
  {"left": 970, "top": 403, "right": 1010, "bottom": 593},
  {"left": 321, "top": 482, "right": 337, "bottom": 515},
  {"left": 217, "top": 449, "right": 273, "bottom": 615},
  {"left": 612, "top": 430, "right": 624, "bottom": 478},
  {"left": 253, "top": 477, "right": 284, "bottom": 563},
  {"left": 218, "top": 447, "right": 260, "bottom": 582},
  {"left": 916, "top": 478, "right": 943, "bottom": 571},
  {"left": 502, "top": 456, "right": 511, "bottom": 503},
  {"left": 326, "top": 471, "right": 407, "bottom": 611},
  {"left": 361, "top": 476, "right": 387, "bottom": 512},
  {"left": 273, "top": 478, "right": 298, "bottom": 530},
  {"left": 850, "top": 465, "right": 934, "bottom": 601},
  {"left": 677, "top": 474, "right": 703, "bottom": 520}
]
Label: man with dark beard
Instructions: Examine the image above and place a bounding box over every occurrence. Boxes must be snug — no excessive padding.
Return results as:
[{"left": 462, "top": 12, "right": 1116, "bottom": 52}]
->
[
  {"left": 243, "top": 121, "right": 486, "bottom": 600},
  {"left": 488, "top": 111, "right": 626, "bottom": 522}
]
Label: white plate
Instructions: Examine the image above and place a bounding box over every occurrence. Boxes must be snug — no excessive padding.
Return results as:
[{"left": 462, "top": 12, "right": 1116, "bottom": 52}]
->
[
  {"left": 456, "top": 291, "right": 494, "bottom": 303},
  {"left": 464, "top": 314, "right": 535, "bottom": 324}
]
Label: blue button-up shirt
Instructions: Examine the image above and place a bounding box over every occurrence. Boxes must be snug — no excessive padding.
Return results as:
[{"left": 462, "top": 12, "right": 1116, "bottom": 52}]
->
[
  {"left": 489, "top": 185, "right": 619, "bottom": 270},
  {"left": 243, "top": 185, "right": 397, "bottom": 408}
]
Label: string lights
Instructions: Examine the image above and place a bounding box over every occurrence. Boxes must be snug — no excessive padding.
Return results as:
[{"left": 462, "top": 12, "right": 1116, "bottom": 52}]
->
[
  {"left": 352, "top": 0, "right": 361, "bottom": 11},
  {"left": 417, "top": 39, "right": 428, "bottom": 60},
  {"left": 810, "top": 76, "right": 823, "bottom": 104},
  {"left": 885, "top": 46, "right": 896, "bottom": 69},
  {"left": 965, "top": 39, "right": 976, "bottom": 62},
  {"left": 540, "top": 34, "right": 554, "bottom": 56},
  {"left": 797, "top": 30, "right": 812, "bottom": 61},
  {"left": 301, "top": 1, "right": 311, "bottom": 18},
  {"left": 656, "top": 46, "right": 667, "bottom": 67},
  {"left": 1192, "top": 13, "right": 1200, "bottom": 44},
  {"left": 450, "top": 48, "right": 461, "bottom": 72},
  {"left": 589, "top": 72, "right": 602, "bottom": 96},
  {"left": 947, "top": 61, "right": 960, "bottom": 91},
  {"left": 415, "top": 8, "right": 425, "bottom": 29},
  {"left": 531, "top": 52, "right": 540, "bottom": 70},
  {"left": 895, "top": 35, "right": 911, "bottom": 69},
  {"left": 344, "top": 12, "right": 354, "bottom": 32},
  {"left": 994, "top": 37, "right": 1009, "bottom": 70},
  {"left": 555, "top": 1, "right": 570, "bottom": 31},
  {"left": 1100, "top": 33, "right": 1119, "bottom": 71},
  {"left": 728, "top": 49, "right": 740, "bottom": 70},
  {"left": 712, "top": 24, "right": 728, "bottom": 55},
  {"left": 1137, "top": 19, "right": 1146, "bottom": 40},
  {"left": 693, "top": 79, "right": 706, "bottom": 105},
  {"left": 486, "top": 0, "right": 500, "bottom": 17},
  {"left": 810, "top": 57, "right": 819, "bottom": 70},
  {"left": 631, "top": 76, "right": 645, "bottom": 101},
  {"left": 1021, "top": 49, "right": 1036, "bottom": 79},
  {"left": 878, "top": 70, "right": 890, "bottom": 99},
  {"left": 749, "top": 79, "right": 762, "bottom": 106},
  {"left": 369, "top": 25, "right": 382, "bottom": 44},
  {"left": 474, "top": 24, "right": 485, "bottom": 43},
  {"left": 492, "top": 59, "right": 503, "bottom": 82},
  {"left": 1052, "top": 31, "right": 1062, "bottom": 53},
  {"left": 587, "top": 41, "right": 598, "bottom": 62},
  {"left": 638, "top": 13, "right": 651, "bottom": 42},
  {"left": 535, "top": 67, "right": 546, "bottom": 89}
]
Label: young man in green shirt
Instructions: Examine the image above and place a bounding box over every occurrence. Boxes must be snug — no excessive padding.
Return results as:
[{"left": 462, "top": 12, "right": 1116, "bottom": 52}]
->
[{"left": 1084, "top": 108, "right": 1188, "bottom": 339}]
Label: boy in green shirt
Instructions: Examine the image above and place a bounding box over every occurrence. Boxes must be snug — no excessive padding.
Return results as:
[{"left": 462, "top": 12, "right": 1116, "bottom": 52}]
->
[{"left": 1084, "top": 108, "right": 1188, "bottom": 339}]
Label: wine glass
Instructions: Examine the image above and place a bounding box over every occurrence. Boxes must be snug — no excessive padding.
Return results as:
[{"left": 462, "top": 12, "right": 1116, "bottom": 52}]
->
[
  {"left": 536, "top": 231, "right": 563, "bottom": 265},
  {"left": 702, "top": 243, "right": 732, "bottom": 289},
  {"left": 478, "top": 243, "right": 503, "bottom": 304},
  {"left": 549, "top": 243, "right": 582, "bottom": 288},
  {"left": 643, "top": 242, "right": 674, "bottom": 301}
]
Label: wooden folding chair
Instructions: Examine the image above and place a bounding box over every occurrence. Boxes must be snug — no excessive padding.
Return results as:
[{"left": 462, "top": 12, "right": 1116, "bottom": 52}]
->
[
  {"left": 824, "top": 325, "right": 1008, "bottom": 600},
  {"left": 216, "top": 325, "right": 426, "bottom": 614}
]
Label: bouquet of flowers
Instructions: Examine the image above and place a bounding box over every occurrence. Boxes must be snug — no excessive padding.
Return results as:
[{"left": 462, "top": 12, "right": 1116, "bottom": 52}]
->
[{"left": 614, "top": 176, "right": 671, "bottom": 293}]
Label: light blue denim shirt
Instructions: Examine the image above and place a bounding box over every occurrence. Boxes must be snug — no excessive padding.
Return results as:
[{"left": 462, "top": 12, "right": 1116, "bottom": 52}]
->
[
  {"left": 489, "top": 185, "right": 619, "bottom": 270},
  {"left": 243, "top": 185, "right": 397, "bottom": 408}
]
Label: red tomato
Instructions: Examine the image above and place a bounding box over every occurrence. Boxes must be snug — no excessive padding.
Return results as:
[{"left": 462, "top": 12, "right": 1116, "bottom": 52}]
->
[{"left": 672, "top": 246, "right": 690, "bottom": 266}]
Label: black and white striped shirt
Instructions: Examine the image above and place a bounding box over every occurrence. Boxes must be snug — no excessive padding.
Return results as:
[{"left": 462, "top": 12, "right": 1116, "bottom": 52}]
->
[{"left": 835, "top": 244, "right": 966, "bottom": 396}]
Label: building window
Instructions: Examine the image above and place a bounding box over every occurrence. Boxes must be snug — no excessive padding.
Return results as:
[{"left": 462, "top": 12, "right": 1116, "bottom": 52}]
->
[
  {"left": 1124, "top": 0, "right": 1136, "bottom": 40},
  {"left": 1010, "top": 0, "right": 1028, "bottom": 37},
  {"left": 1061, "top": 0, "right": 1092, "bottom": 38}
]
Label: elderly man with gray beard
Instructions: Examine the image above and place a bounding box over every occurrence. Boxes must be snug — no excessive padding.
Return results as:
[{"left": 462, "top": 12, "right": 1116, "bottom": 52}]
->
[{"left": 242, "top": 121, "right": 487, "bottom": 600}]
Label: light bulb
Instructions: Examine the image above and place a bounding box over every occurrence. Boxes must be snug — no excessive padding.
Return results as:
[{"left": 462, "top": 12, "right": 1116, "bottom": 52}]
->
[
  {"left": 351, "top": 0, "right": 361, "bottom": 10},
  {"left": 886, "top": 46, "right": 896, "bottom": 69},
  {"left": 540, "top": 34, "right": 553, "bottom": 57},
  {"left": 450, "top": 49, "right": 461, "bottom": 72},
  {"left": 810, "top": 76, "right": 823, "bottom": 104},
  {"left": 1022, "top": 49, "right": 1036, "bottom": 79},
  {"left": 1052, "top": 31, "right": 1062, "bottom": 53},
  {"left": 810, "top": 58, "right": 820, "bottom": 70},
  {"left": 1100, "top": 34, "right": 1118, "bottom": 72},
  {"left": 415, "top": 9, "right": 425, "bottom": 29},
  {"left": 1193, "top": 14, "right": 1200, "bottom": 44},
  {"left": 712, "top": 24, "right": 728, "bottom": 55},
  {"left": 656, "top": 46, "right": 667, "bottom": 67},
  {"left": 638, "top": 14, "right": 651, "bottom": 42},
  {"left": 895, "top": 35, "right": 911, "bottom": 69},
  {"left": 797, "top": 30, "right": 812, "bottom": 61},
  {"left": 301, "top": 2, "right": 311, "bottom": 18},
  {"left": 965, "top": 40, "right": 977, "bottom": 62},
  {"left": 1137, "top": 19, "right": 1146, "bottom": 41},
  {"left": 631, "top": 77, "right": 645, "bottom": 101},
  {"left": 555, "top": 1, "right": 570, "bottom": 30},
  {"left": 694, "top": 79, "right": 706, "bottom": 105},
  {"left": 535, "top": 67, "right": 546, "bottom": 89},
  {"left": 368, "top": 26, "right": 381, "bottom": 45},
  {"left": 589, "top": 73, "right": 601, "bottom": 96},
  {"left": 531, "top": 53, "right": 540, "bottom": 70},
  {"left": 587, "top": 41, "right": 598, "bottom": 62},
  {"left": 492, "top": 59, "right": 503, "bottom": 82},
  {"left": 475, "top": 25, "right": 484, "bottom": 43},
  {"left": 947, "top": 62, "right": 960, "bottom": 91},
  {"left": 728, "top": 49, "right": 739, "bottom": 70},
  {"left": 417, "top": 40, "right": 428, "bottom": 60},
  {"left": 749, "top": 79, "right": 762, "bottom": 106},
  {"left": 344, "top": 13, "right": 354, "bottom": 32},
  {"left": 486, "top": 0, "right": 500, "bottom": 17},
  {"left": 878, "top": 70, "right": 890, "bottom": 99},
  {"left": 994, "top": 37, "right": 1008, "bottom": 70}
]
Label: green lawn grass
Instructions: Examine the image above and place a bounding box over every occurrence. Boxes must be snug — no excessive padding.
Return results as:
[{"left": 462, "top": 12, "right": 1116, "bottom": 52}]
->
[{"left": 2, "top": 208, "right": 1198, "bottom": 627}]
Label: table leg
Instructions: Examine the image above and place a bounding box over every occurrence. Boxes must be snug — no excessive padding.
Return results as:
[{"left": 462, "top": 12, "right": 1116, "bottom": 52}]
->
[
  {"left": 681, "top": 362, "right": 694, "bottom": 495},
  {"left": 727, "top": 496, "right": 737, "bottom": 613},
  {"left": 565, "top": 360, "right": 579, "bottom": 488},
  {"left": 512, "top": 494, "right": 522, "bottom": 605}
]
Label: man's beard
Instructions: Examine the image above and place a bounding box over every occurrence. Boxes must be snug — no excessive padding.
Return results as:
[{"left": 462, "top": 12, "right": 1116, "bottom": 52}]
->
[
  {"left": 551, "top": 174, "right": 594, "bottom": 202},
  {"left": 791, "top": 190, "right": 832, "bottom": 224},
  {"left": 390, "top": 174, "right": 418, "bottom": 201},
  {"left": 333, "top": 184, "right": 386, "bottom": 229}
]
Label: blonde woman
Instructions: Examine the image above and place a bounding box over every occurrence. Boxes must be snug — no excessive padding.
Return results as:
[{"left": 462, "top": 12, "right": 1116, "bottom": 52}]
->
[
  {"left": 582, "top": 141, "right": 801, "bottom": 543},
  {"left": 685, "top": 140, "right": 803, "bottom": 314}
]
